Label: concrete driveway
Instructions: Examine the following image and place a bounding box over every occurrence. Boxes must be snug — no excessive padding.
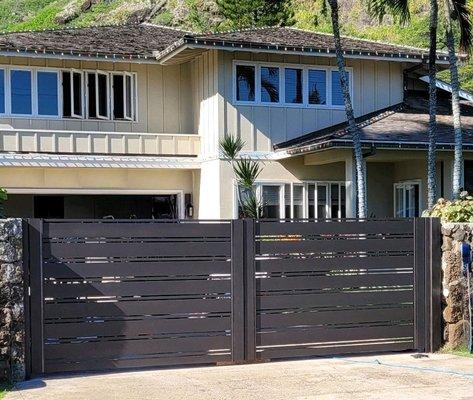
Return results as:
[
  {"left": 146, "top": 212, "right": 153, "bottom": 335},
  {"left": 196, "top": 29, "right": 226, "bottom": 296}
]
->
[{"left": 7, "top": 353, "right": 473, "bottom": 400}]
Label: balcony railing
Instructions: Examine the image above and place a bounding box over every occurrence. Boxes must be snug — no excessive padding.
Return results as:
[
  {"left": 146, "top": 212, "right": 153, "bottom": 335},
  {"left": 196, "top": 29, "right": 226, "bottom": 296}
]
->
[{"left": 0, "top": 128, "right": 200, "bottom": 157}]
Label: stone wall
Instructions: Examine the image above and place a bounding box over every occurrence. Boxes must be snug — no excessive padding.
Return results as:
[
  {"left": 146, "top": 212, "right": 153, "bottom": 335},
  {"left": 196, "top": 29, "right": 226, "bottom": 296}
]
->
[
  {"left": 0, "top": 219, "right": 24, "bottom": 382},
  {"left": 441, "top": 223, "right": 473, "bottom": 349}
]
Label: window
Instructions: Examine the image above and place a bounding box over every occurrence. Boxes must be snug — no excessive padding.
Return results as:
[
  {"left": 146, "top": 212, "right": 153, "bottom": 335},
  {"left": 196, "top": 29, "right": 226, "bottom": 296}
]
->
[
  {"left": 10, "top": 70, "right": 32, "bottom": 115},
  {"left": 62, "top": 71, "right": 83, "bottom": 118},
  {"left": 0, "top": 70, "right": 4, "bottom": 114},
  {"left": 234, "top": 61, "right": 352, "bottom": 108},
  {"left": 394, "top": 181, "right": 420, "bottom": 217},
  {"left": 285, "top": 68, "right": 303, "bottom": 104},
  {"left": 307, "top": 182, "right": 346, "bottom": 219},
  {"left": 37, "top": 71, "right": 59, "bottom": 116},
  {"left": 113, "top": 73, "right": 135, "bottom": 120},
  {"left": 87, "top": 72, "right": 109, "bottom": 119},
  {"left": 308, "top": 69, "right": 326, "bottom": 105},
  {"left": 235, "top": 65, "right": 255, "bottom": 102},
  {"left": 331, "top": 70, "right": 350, "bottom": 107},
  {"left": 261, "top": 66, "right": 279, "bottom": 103},
  {"left": 261, "top": 185, "right": 281, "bottom": 219}
]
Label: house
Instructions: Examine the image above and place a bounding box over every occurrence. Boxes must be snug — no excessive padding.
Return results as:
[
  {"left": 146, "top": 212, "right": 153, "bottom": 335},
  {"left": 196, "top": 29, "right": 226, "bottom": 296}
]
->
[{"left": 0, "top": 23, "right": 470, "bottom": 220}]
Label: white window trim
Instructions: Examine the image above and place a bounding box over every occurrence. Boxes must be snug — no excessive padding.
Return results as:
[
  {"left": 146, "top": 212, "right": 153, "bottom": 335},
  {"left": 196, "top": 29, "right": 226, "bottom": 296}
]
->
[
  {"left": 393, "top": 179, "right": 422, "bottom": 218},
  {"left": 86, "top": 71, "right": 110, "bottom": 120},
  {"left": 0, "top": 65, "right": 137, "bottom": 121},
  {"left": 111, "top": 72, "right": 137, "bottom": 121},
  {"left": 232, "top": 60, "right": 353, "bottom": 109},
  {"left": 305, "top": 181, "right": 346, "bottom": 219}
]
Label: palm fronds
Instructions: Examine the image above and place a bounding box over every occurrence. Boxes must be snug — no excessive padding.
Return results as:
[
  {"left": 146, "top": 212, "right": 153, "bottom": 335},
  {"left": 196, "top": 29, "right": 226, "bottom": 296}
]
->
[
  {"left": 366, "top": 0, "right": 410, "bottom": 24},
  {"left": 234, "top": 158, "right": 262, "bottom": 188},
  {"left": 220, "top": 135, "right": 244, "bottom": 160},
  {"left": 449, "top": 0, "right": 473, "bottom": 52}
]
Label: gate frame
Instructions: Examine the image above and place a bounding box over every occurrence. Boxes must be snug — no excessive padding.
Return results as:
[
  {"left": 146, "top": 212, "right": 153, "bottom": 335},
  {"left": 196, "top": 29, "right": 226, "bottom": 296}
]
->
[{"left": 23, "top": 217, "right": 442, "bottom": 377}]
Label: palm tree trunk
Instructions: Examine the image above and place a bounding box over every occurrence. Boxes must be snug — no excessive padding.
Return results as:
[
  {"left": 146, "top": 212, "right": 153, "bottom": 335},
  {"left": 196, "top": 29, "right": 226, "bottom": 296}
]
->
[
  {"left": 427, "top": 0, "right": 438, "bottom": 209},
  {"left": 328, "top": 0, "right": 367, "bottom": 218},
  {"left": 444, "top": 0, "right": 463, "bottom": 199}
]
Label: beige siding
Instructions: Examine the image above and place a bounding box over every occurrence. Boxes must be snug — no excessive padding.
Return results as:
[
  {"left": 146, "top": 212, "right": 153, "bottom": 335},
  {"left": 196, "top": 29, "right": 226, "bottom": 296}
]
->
[
  {"left": 0, "top": 57, "right": 194, "bottom": 135},
  {"left": 217, "top": 52, "right": 406, "bottom": 151}
]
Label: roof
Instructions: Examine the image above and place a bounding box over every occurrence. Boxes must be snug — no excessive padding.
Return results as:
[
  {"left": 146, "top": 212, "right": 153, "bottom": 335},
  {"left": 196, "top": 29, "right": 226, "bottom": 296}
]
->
[
  {"left": 276, "top": 97, "right": 473, "bottom": 154},
  {"left": 0, "top": 24, "right": 188, "bottom": 60},
  {"left": 0, "top": 24, "right": 455, "bottom": 64}
]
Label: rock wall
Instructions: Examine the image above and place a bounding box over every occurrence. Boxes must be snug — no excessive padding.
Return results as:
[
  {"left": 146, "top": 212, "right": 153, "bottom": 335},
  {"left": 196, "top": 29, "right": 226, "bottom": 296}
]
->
[
  {"left": 441, "top": 223, "right": 473, "bottom": 349},
  {"left": 0, "top": 219, "right": 24, "bottom": 382}
]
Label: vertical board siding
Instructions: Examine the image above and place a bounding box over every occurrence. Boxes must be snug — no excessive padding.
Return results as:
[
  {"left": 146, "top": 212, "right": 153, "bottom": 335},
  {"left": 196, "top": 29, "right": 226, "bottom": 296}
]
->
[
  {"left": 0, "top": 57, "right": 195, "bottom": 135},
  {"left": 219, "top": 53, "right": 405, "bottom": 151}
]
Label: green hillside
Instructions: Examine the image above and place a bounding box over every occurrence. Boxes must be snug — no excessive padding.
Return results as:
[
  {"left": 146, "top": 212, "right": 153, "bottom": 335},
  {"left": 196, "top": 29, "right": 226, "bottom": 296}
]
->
[{"left": 0, "top": 0, "right": 471, "bottom": 90}]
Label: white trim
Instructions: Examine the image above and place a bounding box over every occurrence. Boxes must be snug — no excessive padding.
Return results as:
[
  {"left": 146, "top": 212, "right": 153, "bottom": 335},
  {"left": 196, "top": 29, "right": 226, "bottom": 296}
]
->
[{"left": 232, "top": 60, "right": 353, "bottom": 109}]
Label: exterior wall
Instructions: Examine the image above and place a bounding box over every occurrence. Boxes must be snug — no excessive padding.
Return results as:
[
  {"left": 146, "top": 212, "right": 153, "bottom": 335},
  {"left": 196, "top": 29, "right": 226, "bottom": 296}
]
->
[
  {"left": 216, "top": 156, "right": 346, "bottom": 219},
  {"left": 216, "top": 51, "right": 405, "bottom": 152},
  {"left": 441, "top": 223, "right": 473, "bottom": 349},
  {"left": 0, "top": 57, "right": 194, "bottom": 135},
  {"left": 367, "top": 162, "right": 395, "bottom": 218},
  {"left": 0, "top": 219, "right": 24, "bottom": 382}
]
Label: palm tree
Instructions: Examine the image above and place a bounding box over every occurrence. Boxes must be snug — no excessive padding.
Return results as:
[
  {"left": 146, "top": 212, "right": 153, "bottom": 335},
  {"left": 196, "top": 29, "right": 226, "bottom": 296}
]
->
[
  {"left": 367, "top": 0, "right": 438, "bottom": 209},
  {"left": 325, "top": 0, "right": 367, "bottom": 218},
  {"left": 443, "top": 0, "right": 472, "bottom": 198}
]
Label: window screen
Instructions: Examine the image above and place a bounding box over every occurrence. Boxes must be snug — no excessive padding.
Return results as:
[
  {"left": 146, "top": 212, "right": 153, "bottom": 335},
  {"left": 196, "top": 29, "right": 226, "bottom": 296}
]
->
[
  {"left": 236, "top": 65, "right": 255, "bottom": 102},
  {"left": 261, "top": 67, "right": 279, "bottom": 103},
  {"left": 308, "top": 69, "right": 326, "bottom": 105},
  {"left": 37, "top": 72, "right": 59, "bottom": 116},
  {"left": 331, "top": 70, "right": 349, "bottom": 106},
  {"left": 11, "top": 70, "right": 32, "bottom": 115},
  {"left": 285, "top": 68, "right": 303, "bottom": 104}
]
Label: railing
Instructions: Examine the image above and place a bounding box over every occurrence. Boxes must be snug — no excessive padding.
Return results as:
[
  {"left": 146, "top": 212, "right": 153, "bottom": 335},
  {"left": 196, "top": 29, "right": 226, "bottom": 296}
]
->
[{"left": 0, "top": 128, "right": 201, "bottom": 157}]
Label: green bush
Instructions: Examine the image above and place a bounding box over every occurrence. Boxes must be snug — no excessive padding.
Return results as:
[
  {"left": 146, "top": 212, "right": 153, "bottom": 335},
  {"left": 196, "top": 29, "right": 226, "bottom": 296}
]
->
[{"left": 424, "top": 192, "right": 473, "bottom": 222}]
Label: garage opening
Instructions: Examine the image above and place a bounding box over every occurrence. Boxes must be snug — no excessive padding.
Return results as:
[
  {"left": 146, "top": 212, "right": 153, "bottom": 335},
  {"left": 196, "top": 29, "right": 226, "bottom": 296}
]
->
[{"left": 5, "top": 194, "right": 179, "bottom": 219}]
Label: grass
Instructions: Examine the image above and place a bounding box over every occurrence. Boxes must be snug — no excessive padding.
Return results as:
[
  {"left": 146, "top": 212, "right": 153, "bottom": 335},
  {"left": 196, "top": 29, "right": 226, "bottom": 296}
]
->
[
  {"left": 0, "top": 381, "right": 12, "bottom": 400},
  {"left": 440, "top": 345, "right": 473, "bottom": 358}
]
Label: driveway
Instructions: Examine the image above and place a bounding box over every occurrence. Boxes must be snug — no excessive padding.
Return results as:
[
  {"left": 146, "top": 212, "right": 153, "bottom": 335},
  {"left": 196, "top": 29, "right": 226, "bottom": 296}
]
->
[{"left": 7, "top": 353, "right": 473, "bottom": 400}]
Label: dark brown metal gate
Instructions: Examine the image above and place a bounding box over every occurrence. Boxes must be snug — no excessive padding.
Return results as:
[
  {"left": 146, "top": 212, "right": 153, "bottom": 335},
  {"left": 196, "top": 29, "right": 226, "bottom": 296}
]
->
[{"left": 23, "top": 218, "right": 441, "bottom": 377}]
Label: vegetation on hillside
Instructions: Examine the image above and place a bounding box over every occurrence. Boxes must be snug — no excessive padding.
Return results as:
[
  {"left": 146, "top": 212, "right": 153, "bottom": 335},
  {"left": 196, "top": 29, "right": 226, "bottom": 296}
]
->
[{"left": 0, "top": 0, "right": 472, "bottom": 89}]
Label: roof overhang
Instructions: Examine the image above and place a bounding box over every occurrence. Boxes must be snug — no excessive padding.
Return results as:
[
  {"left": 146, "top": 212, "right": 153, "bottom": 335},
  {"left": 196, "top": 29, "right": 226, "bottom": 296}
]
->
[
  {"left": 0, "top": 153, "right": 201, "bottom": 169},
  {"left": 155, "top": 37, "right": 452, "bottom": 65}
]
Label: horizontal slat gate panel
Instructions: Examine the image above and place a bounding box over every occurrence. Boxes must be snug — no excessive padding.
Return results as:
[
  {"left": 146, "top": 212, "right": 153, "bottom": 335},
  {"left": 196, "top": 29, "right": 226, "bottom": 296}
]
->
[
  {"left": 258, "top": 307, "right": 414, "bottom": 329},
  {"left": 44, "top": 279, "right": 231, "bottom": 298},
  {"left": 43, "top": 241, "right": 231, "bottom": 258},
  {"left": 45, "top": 316, "right": 231, "bottom": 339},
  {"left": 257, "top": 290, "right": 414, "bottom": 310},
  {"left": 257, "top": 238, "right": 414, "bottom": 254},
  {"left": 44, "top": 298, "right": 231, "bottom": 319},
  {"left": 256, "top": 255, "right": 414, "bottom": 272},
  {"left": 256, "top": 220, "right": 413, "bottom": 236},
  {"left": 45, "top": 335, "right": 231, "bottom": 360},
  {"left": 257, "top": 341, "right": 414, "bottom": 360},
  {"left": 257, "top": 325, "right": 413, "bottom": 346},
  {"left": 44, "top": 222, "right": 232, "bottom": 239},
  {"left": 257, "top": 273, "right": 413, "bottom": 291},
  {"left": 43, "top": 260, "right": 231, "bottom": 279},
  {"left": 45, "top": 354, "right": 231, "bottom": 374}
]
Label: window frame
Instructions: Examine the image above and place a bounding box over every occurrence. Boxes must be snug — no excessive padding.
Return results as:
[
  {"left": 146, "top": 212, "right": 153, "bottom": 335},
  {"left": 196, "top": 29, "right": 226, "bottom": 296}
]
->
[
  {"left": 86, "top": 71, "right": 110, "bottom": 120},
  {"left": 393, "top": 180, "right": 422, "bottom": 218},
  {"left": 0, "top": 68, "right": 6, "bottom": 116},
  {"left": 36, "top": 69, "right": 61, "bottom": 117},
  {"left": 0, "top": 65, "right": 137, "bottom": 121},
  {"left": 232, "top": 60, "right": 353, "bottom": 109},
  {"left": 111, "top": 71, "right": 137, "bottom": 121}
]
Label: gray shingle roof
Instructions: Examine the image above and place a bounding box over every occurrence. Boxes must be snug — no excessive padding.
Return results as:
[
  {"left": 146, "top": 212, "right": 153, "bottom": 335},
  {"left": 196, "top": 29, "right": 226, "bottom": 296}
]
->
[
  {"left": 0, "top": 24, "right": 455, "bottom": 62},
  {"left": 277, "top": 99, "right": 473, "bottom": 154},
  {"left": 0, "top": 24, "right": 188, "bottom": 59}
]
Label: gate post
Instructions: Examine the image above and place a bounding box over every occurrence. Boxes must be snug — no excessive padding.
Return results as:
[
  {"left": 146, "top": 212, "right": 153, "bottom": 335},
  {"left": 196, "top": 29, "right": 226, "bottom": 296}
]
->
[
  {"left": 230, "top": 219, "right": 256, "bottom": 363},
  {"left": 27, "top": 219, "right": 44, "bottom": 375},
  {"left": 414, "top": 217, "right": 442, "bottom": 353}
]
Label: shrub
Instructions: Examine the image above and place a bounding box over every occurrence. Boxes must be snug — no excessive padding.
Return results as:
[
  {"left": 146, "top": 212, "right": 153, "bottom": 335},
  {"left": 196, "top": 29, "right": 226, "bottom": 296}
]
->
[{"left": 424, "top": 191, "right": 473, "bottom": 222}]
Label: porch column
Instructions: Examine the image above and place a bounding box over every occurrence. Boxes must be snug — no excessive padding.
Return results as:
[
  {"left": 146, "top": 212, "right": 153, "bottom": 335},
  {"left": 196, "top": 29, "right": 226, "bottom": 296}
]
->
[{"left": 345, "top": 155, "right": 357, "bottom": 218}]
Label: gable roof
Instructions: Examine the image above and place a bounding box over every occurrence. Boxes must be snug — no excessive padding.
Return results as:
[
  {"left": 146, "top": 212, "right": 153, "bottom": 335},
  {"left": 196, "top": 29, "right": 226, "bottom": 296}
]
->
[
  {"left": 0, "top": 24, "right": 456, "bottom": 64},
  {"left": 276, "top": 98, "right": 473, "bottom": 154}
]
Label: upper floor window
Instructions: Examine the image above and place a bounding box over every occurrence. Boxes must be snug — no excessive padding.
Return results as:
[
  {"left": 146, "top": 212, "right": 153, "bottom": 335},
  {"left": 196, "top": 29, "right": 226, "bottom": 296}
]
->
[
  {"left": 0, "top": 66, "right": 137, "bottom": 121},
  {"left": 233, "top": 61, "right": 352, "bottom": 108}
]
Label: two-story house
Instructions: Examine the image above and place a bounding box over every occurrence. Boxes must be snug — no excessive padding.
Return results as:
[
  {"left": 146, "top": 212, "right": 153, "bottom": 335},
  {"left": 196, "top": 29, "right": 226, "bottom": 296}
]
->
[{"left": 0, "top": 23, "right": 471, "bottom": 219}]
